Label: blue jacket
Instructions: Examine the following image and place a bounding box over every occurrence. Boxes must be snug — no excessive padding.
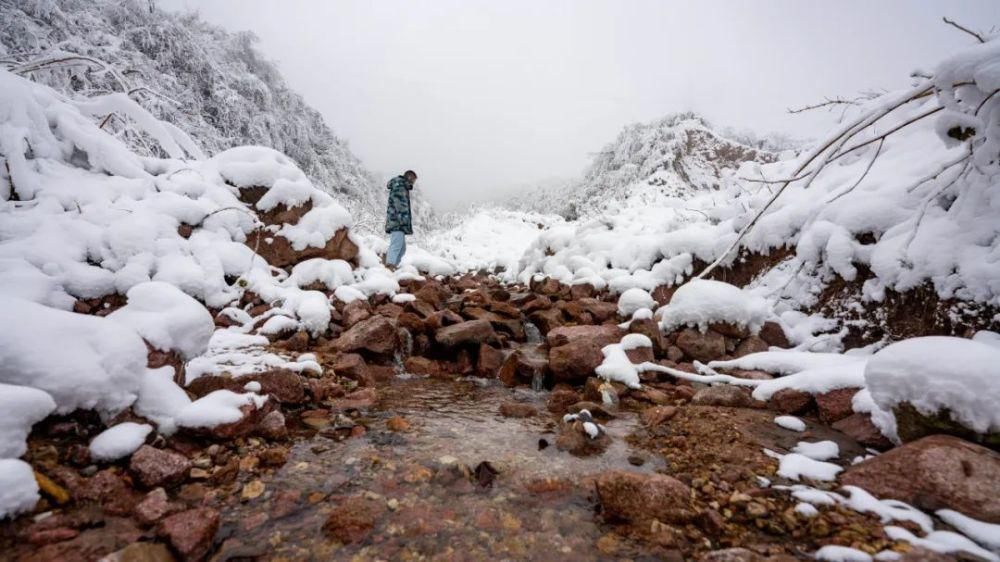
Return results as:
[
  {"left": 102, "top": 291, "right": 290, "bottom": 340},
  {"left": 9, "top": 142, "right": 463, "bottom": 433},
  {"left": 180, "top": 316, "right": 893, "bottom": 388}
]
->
[{"left": 384, "top": 175, "right": 413, "bottom": 235}]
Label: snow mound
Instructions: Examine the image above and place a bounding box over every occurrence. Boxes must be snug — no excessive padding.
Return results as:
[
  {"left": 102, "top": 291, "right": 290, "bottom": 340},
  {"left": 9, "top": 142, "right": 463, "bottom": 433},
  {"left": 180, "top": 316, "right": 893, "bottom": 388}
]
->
[
  {"left": 0, "top": 296, "right": 148, "bottom": 416},
  {"left": 175, "top": 390, "right": 267, "bottom": 429},
  {"left": 0, "top": 459, "right": 39, "bottom": 520},
  {"left": 660, "top": 280, "right": 770, "bottom": 334},
  {"left": 774, "top": 416, "right": 806, "bottom": 432},
  {"left": 108, "top": 282, "right": 214, "bottom": 359},
  {"left": 617, "top": 288, "right": 656, "bottom": 317},
  {"left": 865, "top": 336, "right": 1000, "bottom": 435},
  {"left": 0, "top": 384, "right": 56, "bottom": 458},
  {"left": 89, "top": 422, "right": 153, "bottom": 462}
]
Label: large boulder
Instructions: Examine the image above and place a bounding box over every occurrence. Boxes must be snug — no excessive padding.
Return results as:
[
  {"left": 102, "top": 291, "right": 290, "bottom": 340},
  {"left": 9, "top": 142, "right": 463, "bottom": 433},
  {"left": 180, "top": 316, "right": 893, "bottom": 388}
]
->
[
  {"left": 595, "top": 471, "right": 695, "bottom": 524},
  {"left": 158, "top": 507, "right": 220, "bottom": 561},
  {"left": 839, "top": 435, "right": 1000, "bottom": 523},
  {"left": 815, "top": 388, "right": 859, "bottom": 424},
  {"left": 675, "top": 328, "right": 726, "bottom": 362},
  {"left": 331, "top": 316, "right": 397, "bottom": 356},
  {"left": 435, "top": 319, "right": 496, "bottom": 347},
  {"left": 893, "top": 402, "right": 1000, "bottom": 449},
  {"left": 129, "top": 446, "right": 191, "bottom": 489},
  {"left": 548, "top": 325, "right": 623, "bottom": 383},
  {"left": 498, "top": 345, "right": 549, "bottom": 387}
]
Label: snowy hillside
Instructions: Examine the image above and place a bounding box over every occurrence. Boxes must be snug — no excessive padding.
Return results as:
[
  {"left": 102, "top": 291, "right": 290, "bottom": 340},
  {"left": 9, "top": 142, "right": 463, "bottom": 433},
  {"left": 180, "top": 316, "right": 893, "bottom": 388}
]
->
[
  {"left": 0, "top": 0, "right": 437, "bottom": 231},
  {"left": 522, "top": 113, "right": 786, "bottom": 219}
]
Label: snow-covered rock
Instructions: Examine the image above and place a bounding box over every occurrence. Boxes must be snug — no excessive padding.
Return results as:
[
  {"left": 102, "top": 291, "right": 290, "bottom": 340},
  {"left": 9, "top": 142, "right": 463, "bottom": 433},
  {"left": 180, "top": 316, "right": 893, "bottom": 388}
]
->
[
  {"left": 865, "top": 336, "right": 1000, "bottom": 441},
  {"left": 0, "top": 384, "right": 56, "bottom": 458},
  {"left": 108, "top": 282, "right": 214, "bottom": 360},
  {"left": 661, "top": 280, "right": 771, "bottom": 334},
  {"left": 0, "top": 459, "right": 39, "bottom": 520},
  {"left": 89, "top": 422, "right": 153, "bottom": 462}
]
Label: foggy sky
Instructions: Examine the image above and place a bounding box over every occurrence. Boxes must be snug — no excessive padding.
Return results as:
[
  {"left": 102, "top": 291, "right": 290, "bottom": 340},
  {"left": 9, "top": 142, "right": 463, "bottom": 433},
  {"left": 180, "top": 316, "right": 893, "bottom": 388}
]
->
[{"left": 161, "top": 0, "right": 998, "bottom": 209}]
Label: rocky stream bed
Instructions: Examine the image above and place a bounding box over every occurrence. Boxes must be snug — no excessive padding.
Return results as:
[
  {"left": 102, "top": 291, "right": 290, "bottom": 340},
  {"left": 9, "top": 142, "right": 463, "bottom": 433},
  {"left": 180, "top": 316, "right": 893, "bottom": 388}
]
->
[{"left": 1, "top": 274, "right": 997, "bottom": 562}]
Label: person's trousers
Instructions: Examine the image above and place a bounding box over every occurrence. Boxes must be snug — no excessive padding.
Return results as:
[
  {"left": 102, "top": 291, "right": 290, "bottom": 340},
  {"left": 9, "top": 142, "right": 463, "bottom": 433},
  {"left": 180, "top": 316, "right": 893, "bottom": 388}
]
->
[{"left": 386, "top": 230, "right": 406, "bottom": 266}]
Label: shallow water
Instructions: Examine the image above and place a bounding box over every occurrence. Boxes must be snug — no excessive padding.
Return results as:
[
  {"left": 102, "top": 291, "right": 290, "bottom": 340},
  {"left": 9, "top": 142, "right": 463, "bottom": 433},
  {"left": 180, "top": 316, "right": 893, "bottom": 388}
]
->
[{"left": 215, "top": 376, "right": 663, "bottom": 561}]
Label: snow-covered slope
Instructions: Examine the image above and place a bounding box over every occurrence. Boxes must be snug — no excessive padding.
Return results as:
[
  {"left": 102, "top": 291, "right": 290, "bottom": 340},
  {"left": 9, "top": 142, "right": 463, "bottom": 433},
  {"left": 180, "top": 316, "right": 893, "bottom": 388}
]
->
[{"left": 0, "top": 0, "right": 436, "bottom": 232}]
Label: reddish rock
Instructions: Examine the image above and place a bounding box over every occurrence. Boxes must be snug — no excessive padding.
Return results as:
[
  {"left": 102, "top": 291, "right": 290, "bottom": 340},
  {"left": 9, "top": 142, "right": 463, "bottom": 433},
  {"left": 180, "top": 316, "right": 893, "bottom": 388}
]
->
[
  {"left": 279, "top": 330, "right": 310, "bottom": 352},
  {"left": 815, "top": 388, "right": 859, "bottom": 424},
  {"left": 521, "top": 295, "right": 553, "bottom": 315},
  {"left": 476, "top": 343, "right": 505, "bottom": 378},
  {"left": 499, "top": 402, "right": 538, "bottom": 418},
  {"left": 200, "top": 401, "right": 269, "bottom": 439},
  {"left": 75, "top": 468, "right": 137, "bottom": 515},
  {"left": 396, "top": 312, "right": 425, "bottom": 333},
  {"left": 528, "top": 308, "right": 564, "bottom": 334},
  {"left": 257, "top": 410, "right": 288, "bottom": 440},
  {"left": 130, "top": 446, "right": 191, "bottom": 489},
  {"left": 26, "top": 527, "right": 79, "bottom": 546},
  {"left": 342, "top": 300, "right": 372, "bottom": 327},
  {"left": 666, "top": 345, "right": 684, "bottom": 362},
  {"left": 548, "top": 326, "right": 623, "bottom": 383},
  {"left": 833, "top": 413, "right": 893, "bottom": 450},
  {"left": 675, "top": 329, "right": 726, "bottom": 362},
  {"left": 651, "top": 285, "right": 677, "bottom": 306},
  {"left": 840, "top": 435, "right": 1000, "bottom": 522},
  {"left": 595, "top": 470, "right": 695, "bottom": 524},
  {"left": 186, "top": 369, "right": 306, "bottom": 404},
  {"left": 404, "top": 356, "right": 445, "bottom": 377},
  {"left": 488, "top": 300, "right": 520, "bottom": 318},
  {"left": 709, "top": 322, "right": 751, "bottom": 339},
  {"left": 547, "top": 389, "right": 581, "bottom": 414},
  {"left": 629, "top": 318, "right": 665, "bottom": 355},
  {"left": 768, "top": 388, "right": 814, "bottom": 415},
  {"left": 569, "top": 283, "right": 596, "bottom": 300},
  {"left": 435, "top": 319, "right": 496, "bottom": 347},
  {"left": 158, "top": 507, "right": 220, "bottom": 561},
  {"left": 329, "top": 388, "right": 378, "bottom": 412},
  {"left": 497, "top": 346, "right": 548, "bottom": 387},
  {"left": 731, "top": 369, "right": 774, "bottom": 381},
  {"left": 424, "top": 309, "right": 464, "bottom": 331},
  {"left": 625, "top": 344, "right": 654, "bottom": 365},
  {"left": 133, "top": 488, "right": 173, "bottom": 526},
  {"left": 308, "top": 379, "right": 345, "bottom": 402},
  {"left": 406, "top": 299, "right": 436, "bottom": 319},
  {"left": 414, "top": 282, "right": 450, "bottom": 309},
  {"left": 555, "top": 421, "right": 610, "bottom": 456},
  {"left": 332, "top": 353, "right": 373, "bottom": 386},
  {"left": 691, "top": 385, "right": 753, "bottom": 408},
  {"left": 332, "top": 316, "right": 396, "bottom": 356},
  {"left": 758, "top": 321, "right": 790, "bottom": 348},
  {"left": 536, "top": 277, "right": 563, "bottom": 295},
  {"left": 641, "top": 406, "right": 678, "bottom": 427},
  {"left": 323, "top": 495, "right": 386, "bottom": 544},
  {"left": 734, "top": 336, "right": 769, "bottom": 358},
  {"left": 249, "top": 221, "right": 358, "bottom": 269},
  {"left": 375, "top": 303, "right": 403, "bottom": 319}
]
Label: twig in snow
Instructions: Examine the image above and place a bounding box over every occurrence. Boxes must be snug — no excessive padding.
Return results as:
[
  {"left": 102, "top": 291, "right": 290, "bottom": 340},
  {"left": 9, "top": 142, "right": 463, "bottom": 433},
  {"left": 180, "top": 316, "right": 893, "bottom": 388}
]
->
[
  {"left": 830, "top": 105, "right": 943, "bottom": 164},
  {"left": 942, "top": 17, "right": 985, "bottom": 43},
  {"left": 900, "top": 154, "right": 971, "bottom": 261},
  {"left": 827, "top": 138, "right": 885, "bottom": 204}
]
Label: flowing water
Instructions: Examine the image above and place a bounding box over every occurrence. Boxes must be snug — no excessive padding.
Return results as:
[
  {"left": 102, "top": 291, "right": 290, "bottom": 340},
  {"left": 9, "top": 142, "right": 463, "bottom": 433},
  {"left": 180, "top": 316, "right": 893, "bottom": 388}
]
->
[{"left": 214, "top": 375, "right": 663, "bottom": 561}]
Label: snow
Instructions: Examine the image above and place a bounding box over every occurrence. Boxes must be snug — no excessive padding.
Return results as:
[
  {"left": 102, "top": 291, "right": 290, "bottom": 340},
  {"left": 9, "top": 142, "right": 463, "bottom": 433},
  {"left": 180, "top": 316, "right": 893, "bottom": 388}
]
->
[
  {"left": 88, "top": 422, "right": 152, "bottom": 461},
  {"left": 936, "top": 509, "right": 1000, "bottom": 551},
  {"left": 175, "top": 390, "right": 267, "bottom": 429},
  {"left": 0, "top": 384, "right": 56, "bottom": 458},
  {"left": 791, "top": 440, "right": 839, "bottom": 461},
  {"left": 884, "top": 526, "right": 998, "bottom": 562},
  {"left": 595, "top": 342, "right": 643, "bottom": 389},
  {"left": 583, "top": 421, "right": 600, "bottom": 439},
  {"left": 775, "top": 453, "right": 842, "bottom": 482},
  {"left": 133, "top": 367, "right": 192, "bottom": 436},
  {"left": 617, "top": 288, "right": 656, "bottom": 317},
  {"left": 795, "top": 502, "right": 819, "bottom": 518},
  {"left": 660, "top": 279, "right": 771, "bottom": 334},
  {"left": 0, "top": 296, "right": 148, "bottom": 416},
  {"left": 107, "top": 281, "right": 214, "bottom": 359},
  {"left": 865, "top": 336, "right": 1000, "bottom": 436},
  {"left": 814, "top": 545, "right": 872, "bottom": 562},
  {"left": 0, "top": 459, "right": 39, "bottom": 520},
  {"left": 244, "top": 381, "right": 262, "bottom": 393},
  {"left": 774, "top": 416, "right": 806, "bottom": 432}
]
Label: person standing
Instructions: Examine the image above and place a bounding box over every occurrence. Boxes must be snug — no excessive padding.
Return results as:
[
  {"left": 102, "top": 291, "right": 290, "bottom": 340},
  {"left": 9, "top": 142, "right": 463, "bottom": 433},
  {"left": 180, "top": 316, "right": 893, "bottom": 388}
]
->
[{"left": 385, "top": 170, "right": 417, "bottom": 267}]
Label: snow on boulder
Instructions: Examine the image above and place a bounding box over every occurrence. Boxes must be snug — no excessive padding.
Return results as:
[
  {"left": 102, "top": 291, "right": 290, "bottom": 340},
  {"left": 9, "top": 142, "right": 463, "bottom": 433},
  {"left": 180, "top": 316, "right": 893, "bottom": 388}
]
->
[
  {"left": 89, "top": 422, "right": 153, "bottom": 462},
  {"left": 134, "top": 367, "right": 192, "bottom": 436},
  {"left": 0, "top": 383, "right": 56, "bottom": 458},
  {"left": 617, "top": 288, "right": 656, "bottom": 317},
  {"left": 175, "top": 390, "right": 267, "bottom": 431},
  {"left": 0, "top": 296, "right": 147, "bottom": 416},
  {"left": 212, "top": 147, "right": 360, "bottom": 268},
  {"left": 0, "top": 459, "right": 39, "bottom": 520},
  {"left": 660, "top": 279, "right": 770, "bottom": 334},
  {"left": 865, "top": 336, "right": 1000, "bottom": 443},
  {"left": 107, "top": 282, "right": 214, "bottom": 359}
]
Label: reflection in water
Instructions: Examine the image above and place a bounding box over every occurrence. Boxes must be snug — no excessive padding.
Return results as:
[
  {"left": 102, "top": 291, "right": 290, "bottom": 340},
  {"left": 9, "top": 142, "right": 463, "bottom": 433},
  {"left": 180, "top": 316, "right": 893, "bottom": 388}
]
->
[{"left": 216, "top": 376, "right": 661, "bottom": 561}]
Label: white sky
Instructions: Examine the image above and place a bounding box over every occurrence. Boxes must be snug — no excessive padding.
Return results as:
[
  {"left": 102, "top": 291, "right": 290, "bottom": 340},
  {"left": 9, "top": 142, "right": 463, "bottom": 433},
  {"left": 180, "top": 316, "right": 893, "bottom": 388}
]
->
[{"left": 161, "top": 0, "right": 998, "bottom": 209}]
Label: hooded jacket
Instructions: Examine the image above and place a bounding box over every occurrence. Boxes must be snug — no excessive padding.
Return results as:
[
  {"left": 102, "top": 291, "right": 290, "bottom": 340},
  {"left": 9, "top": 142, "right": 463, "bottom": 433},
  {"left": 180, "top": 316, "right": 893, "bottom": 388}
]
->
[{"left": 384, "top": 175, "right": 413, "bottom": 235}]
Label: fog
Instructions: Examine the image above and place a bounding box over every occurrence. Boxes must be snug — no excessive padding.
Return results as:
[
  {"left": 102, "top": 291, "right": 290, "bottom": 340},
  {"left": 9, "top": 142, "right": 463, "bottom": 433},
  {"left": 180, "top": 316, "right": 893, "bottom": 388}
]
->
[{"left": 161, "top": 0, "right": 998, "bottom": 209}]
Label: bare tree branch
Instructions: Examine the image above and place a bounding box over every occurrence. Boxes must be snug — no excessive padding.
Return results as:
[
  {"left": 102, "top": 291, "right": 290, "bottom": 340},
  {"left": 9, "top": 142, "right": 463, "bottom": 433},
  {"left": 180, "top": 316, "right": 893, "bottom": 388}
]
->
[
  {"left": 943, "top": 17, "right": 985, "bottom": 43},
  {"left": 827, "top": 138, "right": 885, "bottom": 204},
  {"left": 830, "top": 105, "right": 944, "bottom": 163}
]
